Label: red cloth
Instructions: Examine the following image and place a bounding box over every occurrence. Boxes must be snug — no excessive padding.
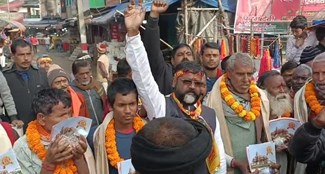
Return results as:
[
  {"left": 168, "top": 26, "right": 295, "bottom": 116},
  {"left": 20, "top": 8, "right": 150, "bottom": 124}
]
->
[
  {"left": 0, "top": 122, "right": 16, "bottom": 145},
  {"left": 258, "top": 49, "right": 272, "bottom": 77},
  {"left": 220, "top": 39, "right": 227, "bottom": 60}
]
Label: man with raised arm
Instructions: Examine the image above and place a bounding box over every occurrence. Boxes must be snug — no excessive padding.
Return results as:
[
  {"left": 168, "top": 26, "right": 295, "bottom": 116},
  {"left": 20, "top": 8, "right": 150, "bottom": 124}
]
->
[
  {"left": 143, "top": 1, "right": 194, "bottom": 95},
  {"left": 124, "top": 1, "right": 226, "bottom": 173}
]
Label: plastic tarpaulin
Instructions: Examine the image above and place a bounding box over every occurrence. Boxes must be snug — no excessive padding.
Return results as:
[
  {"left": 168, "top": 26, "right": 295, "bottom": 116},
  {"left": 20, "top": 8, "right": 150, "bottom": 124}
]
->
[{"left": 91, "top": 0, "right": 237, "bottom": 25}]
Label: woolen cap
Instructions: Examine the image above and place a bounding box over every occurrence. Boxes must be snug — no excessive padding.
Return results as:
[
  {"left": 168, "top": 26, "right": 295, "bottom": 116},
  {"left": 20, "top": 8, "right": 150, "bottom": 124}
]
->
[
  {"left": 47, "top": 64, "right": 70, "bottom": 86},
  {"left": 300, "top": 46, "right": 323, "bottom": 64}
]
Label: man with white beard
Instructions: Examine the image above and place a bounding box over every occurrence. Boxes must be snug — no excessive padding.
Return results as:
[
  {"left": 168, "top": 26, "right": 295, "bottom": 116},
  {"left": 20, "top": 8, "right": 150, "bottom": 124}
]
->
[
  {"left": 257, "top": 70, "right": 293, "bottom": 119},
  {"left": 257, "top": 70, "right": 294, "bottom": 174}
]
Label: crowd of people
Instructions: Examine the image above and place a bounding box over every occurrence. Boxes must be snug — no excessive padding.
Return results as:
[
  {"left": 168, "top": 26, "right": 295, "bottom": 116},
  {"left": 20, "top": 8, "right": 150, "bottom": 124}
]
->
[{"left": 1, "top": 0, "right": 325, "bottom": 174}]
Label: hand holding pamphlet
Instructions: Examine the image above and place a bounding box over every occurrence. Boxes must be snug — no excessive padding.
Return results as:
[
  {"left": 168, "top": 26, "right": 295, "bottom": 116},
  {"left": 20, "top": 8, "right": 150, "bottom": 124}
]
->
[{"left": 0, "top": 149, "right": 22, "bottom": 174}]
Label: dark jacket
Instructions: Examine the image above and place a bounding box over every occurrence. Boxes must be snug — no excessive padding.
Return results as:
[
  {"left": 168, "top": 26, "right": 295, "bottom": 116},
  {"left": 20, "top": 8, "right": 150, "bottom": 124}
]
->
[
  {"left": 70, "top": 80, "right": 103, "bottom": 126},
  {"left": 143, "top": 16, "right": 174, "bottom": 95},
  {"left": 2, "top": 64, "right": 48, "bottom": 131},
  {"left": 289, "top": 122, "right": 325, "bottom": 174}
]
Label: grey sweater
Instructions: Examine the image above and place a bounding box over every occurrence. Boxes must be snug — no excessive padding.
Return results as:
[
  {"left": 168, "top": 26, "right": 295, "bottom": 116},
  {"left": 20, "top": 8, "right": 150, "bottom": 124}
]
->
[{"left": 0, "top": 71, "right": 17, "bottom": 118}]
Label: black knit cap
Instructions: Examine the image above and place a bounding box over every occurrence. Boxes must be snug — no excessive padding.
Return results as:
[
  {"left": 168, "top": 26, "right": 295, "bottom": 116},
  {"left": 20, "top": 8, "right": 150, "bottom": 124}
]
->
[
  {"left": 300, "top": 46, "right": 323, "bottom": 64},
  {"left": 131, "top": 118, "right": 212, "bottom": 174}
]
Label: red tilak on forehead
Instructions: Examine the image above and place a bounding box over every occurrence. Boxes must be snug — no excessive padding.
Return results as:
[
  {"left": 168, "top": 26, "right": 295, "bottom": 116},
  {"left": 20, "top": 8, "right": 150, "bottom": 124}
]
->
[{"left": 175, "top": 70, "right": 204, "bottom": 78}]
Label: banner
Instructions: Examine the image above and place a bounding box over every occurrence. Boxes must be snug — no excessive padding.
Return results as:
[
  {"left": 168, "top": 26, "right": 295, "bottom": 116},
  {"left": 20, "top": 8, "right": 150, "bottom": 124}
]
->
[{"left": 234, "top": 0, "right": 325, "bottom": 34}]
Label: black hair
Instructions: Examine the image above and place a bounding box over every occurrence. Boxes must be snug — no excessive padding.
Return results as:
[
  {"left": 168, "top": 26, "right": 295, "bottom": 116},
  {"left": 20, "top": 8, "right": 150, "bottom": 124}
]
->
[
  {"left": 200, "top": 42, "right": 220, "bottom": 55},
  {"left": 117, "top": 58, "right": 131, "bottom": 78},
  {"left": 280, "top": 60, "right": 298, "bottom": 74},
  {"left": 257, "top": 70, "right": 281, "bottom": 89},
  {"left": 290, "top": 15, "right": 307, "bottom": 29},
  {"left": 32, "top": 89, "right": 71, "bottom": 115},
  {"left": 107, "top": 78, "right": 138, "bottom": 106},
  {"left": 137, "top": 117, "right": 197, "bottom": 147},
  {"left": 174, "top": 61, "right": 204, "bottom": 74},
  {"left": 171, "top": 43, "right": 193, "bottom": 59},
  {"left": 11, "top": 38, "right": 32, "bottom": 55},
  {"left": 221, "top": 55, "right": 231, "bottom": 71},
  {"left": 72, "top": 53, "right": 92, "bottom": 75},
  {"left": 315, "top": 27, "right": 325, "bottom": 42}
]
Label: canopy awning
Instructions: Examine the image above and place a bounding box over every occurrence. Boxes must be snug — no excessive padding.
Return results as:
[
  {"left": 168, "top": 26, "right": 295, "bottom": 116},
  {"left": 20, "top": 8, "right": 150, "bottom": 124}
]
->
[{"left": 91, "top": 0, "right": 237, "bottom": 25}]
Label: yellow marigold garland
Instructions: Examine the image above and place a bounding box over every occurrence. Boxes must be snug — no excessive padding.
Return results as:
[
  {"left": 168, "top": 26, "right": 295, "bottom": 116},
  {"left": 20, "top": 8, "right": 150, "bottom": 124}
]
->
[
  {"left": 220, "top": 75, "right": 261, "bottom": 121},
  {"left": 105, "top": 116, "right": 144, "bottom": 168},
  {"left": 26, "top": 121, "right": 77, "bottom": 174},
  {"left": 305, "top": 82, "right": 324, "bottom": 115}
]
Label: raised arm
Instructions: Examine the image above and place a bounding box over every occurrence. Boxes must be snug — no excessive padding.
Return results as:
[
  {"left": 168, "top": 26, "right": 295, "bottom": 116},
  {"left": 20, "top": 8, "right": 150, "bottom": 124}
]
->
[
  {"left": 143, "top": 1, "right": 173, "bottom": 95},
  {"left": 124, "top": 0, "right": 166, "bottom": 120}
]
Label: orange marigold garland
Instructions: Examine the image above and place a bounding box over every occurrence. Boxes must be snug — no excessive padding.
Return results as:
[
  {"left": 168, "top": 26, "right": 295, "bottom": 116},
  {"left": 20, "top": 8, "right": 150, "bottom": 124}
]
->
[
  {"left": 220, "top": 75, "right": 261, "bottom": 121},
  {"left": 26, "top": 121, "right": 77, "bottom": 174},
  {"left": 105, "top": 116, "right": 144, "bottom": 168},
  {"left": 305, "top": 82, "right": 324, "bottom": 115}
]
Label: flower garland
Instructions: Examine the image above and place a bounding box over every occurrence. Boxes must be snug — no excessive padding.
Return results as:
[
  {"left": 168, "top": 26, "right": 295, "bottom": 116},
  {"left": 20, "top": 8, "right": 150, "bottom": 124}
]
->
[
  {"left": 305, "top": 82, "right": 324, "bottom": 115},
  {"left": 105, "top": 116, "right": 144, "bottom": 168},
  {"left": 172, "top": 92, "right": 202, "bottom": 119},
  {"left": 220, "top": 75, "right": 261, "bottom": 121},
  {"left": 26, "top": 121, "right": 77, "bottom": 174}
]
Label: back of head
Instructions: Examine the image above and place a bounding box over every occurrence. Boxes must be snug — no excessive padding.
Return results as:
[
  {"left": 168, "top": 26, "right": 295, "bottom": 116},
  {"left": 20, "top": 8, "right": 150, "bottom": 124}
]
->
[
  {"left": 117, "top": 58, "right": 131, "bottom": 78},
  {"left": 32, "top": 88, "right": 71, "bottom": 115},
  {"left": 257, "top": 70, "right": 281, "bottom": 89},
  {"left": 72, "top": 53, "right": 92, "bottom": 75},
  {"left": 280, "top": 60, "right": 298, "bottom": 74},
  {"left": 290, "top": 15, "right": 307, "bottom": 29},
  {"left": 107, "top": 78, "right": 137, "bottom": 106},
  {"left": 221, "top": 55, "right": 231, "bottom": 71},
  {"left": 11, "top": 39, "right": 31, "bottom": 55},
  {"left": 131, "top": 117, "right": 212, "bottom": 174},
  {"left": 174, "top": 61, "right": 204, "bottom": 75},
  {"left": 316, "top": 27, "right": 325, "bottom": 42}
]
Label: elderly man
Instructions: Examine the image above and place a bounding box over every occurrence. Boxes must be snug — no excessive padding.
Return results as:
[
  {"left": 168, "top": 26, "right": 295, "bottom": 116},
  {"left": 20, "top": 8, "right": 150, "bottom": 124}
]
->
[
  {"left": 290, "top": 52, "right": 325, "bottom": 174},
  {"left": 291, "top": 64, "right": 312, "bottom": 97},
  {"left": 294, "top": 52, "right": 325, "bottom": 123},
  {"left": 206, "top": 53, "right": 271, "bottom": 174},
  {"left": 257, "top": 70, "right": 294, "bottom": 174},
  {"left": 257, "top": 70, "right": 293, "bottom": 119},
  {"left": 47, "top": 64, "right": 89, "bottom": 118},
  {"left": 13, "top": 89, "right": 95, "bottom": 174},
  {"left": 71, "top": 54, "right": 105, "bottom": 126},
  {"left": 124, "top": 1, "right": 226, "bottom": 173}
]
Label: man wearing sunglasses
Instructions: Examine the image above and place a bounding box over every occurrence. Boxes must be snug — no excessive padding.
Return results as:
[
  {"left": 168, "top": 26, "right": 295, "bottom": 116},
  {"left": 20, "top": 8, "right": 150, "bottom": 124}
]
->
[{"left": 124, "top": 1, "right": 226, "bottom": 173}]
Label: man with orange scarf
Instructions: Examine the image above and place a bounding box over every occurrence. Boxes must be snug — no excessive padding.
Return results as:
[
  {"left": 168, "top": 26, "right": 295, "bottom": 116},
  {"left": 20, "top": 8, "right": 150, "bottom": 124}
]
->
[
  {"left": 124, "top": 1, "right": 226, "bottom": 173},
  {"left": 206, "top": 53, "right": 272, "bottom": 174},
  {"left": 13, "top": 89, "right": 95, "bottom": 174},
  {"left": 290, "top": 52, "right": 325, "bottom": 174},
  {"left": 47, "top": 64, "right": 89, "bottom": 118},
  {"left": 93, "top": 78, "right": 145, "bottom": 174}
]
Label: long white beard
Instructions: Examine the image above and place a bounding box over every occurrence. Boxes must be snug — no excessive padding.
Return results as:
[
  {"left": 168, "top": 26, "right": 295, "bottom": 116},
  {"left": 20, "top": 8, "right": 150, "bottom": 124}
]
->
[{"left": 268, "top": 93, "right": 293, "bottom": 117}]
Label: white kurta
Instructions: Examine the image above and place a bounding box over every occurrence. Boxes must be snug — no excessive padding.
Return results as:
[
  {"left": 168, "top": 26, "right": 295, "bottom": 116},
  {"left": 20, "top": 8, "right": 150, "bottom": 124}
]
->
[{"left": 125, "top": 33, "right": 227, "bottom": 174}]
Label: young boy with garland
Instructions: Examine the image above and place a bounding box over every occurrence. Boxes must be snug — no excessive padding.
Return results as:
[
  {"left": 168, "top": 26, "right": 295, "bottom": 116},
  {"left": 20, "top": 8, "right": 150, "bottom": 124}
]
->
[
  {"left": 13, "top": 89, "right": 95, "bottom": 174},
  {"left": 93, "top": 78, "right": 145, "bottom": 174}
]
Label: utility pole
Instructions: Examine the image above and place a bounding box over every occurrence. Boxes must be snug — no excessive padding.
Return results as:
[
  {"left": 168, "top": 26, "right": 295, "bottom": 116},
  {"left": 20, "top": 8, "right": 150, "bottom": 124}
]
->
[{"left": 77, "top": 0, "right": 88, "bottom": 53}]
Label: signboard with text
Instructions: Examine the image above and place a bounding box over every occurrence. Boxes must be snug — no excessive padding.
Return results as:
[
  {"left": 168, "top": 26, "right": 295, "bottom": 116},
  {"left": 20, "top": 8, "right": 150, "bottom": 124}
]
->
[{"left": 234, "top": 0, "right": 325, "bottom": 34}]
